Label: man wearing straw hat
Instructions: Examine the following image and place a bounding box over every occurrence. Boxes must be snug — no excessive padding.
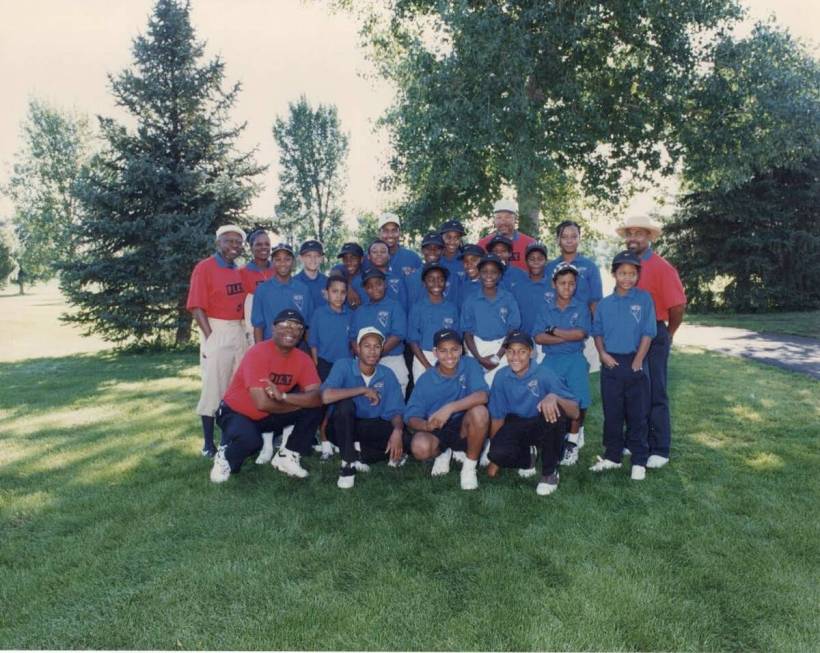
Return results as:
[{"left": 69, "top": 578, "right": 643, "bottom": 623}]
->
[{"left": 617, "top": 215, "right": 686, "bottom": 469}]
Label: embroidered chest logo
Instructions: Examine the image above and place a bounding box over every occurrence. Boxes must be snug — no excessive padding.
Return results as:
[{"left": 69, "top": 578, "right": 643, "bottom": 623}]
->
[
  {"left": 630, "top": 304, "right": 642, "bottom": 323},
  {"left": 389, "top": 278, "right": 400, "bottom": 294},
  {"left": 293, "top": 294, "right": 304, "bottom": 311},
  {"left": 373, "top": 381, "right": 385, "bottom": 392},
  {"left": 269, "top": 373, "right": 293, "bottom": 385},
  {"left": 226, "top": 282, "right": 243, "bottom": 296},
  {"left": 570, "top": 312, "right": 579, "bottom": 327},
  {"left": 377, "top": 310, "right": 390, "bottom": 328},
  {"left": 544, "top": 291, "right": 555, "bottom": 304},
  {"left": 527, "top": 379, "right": 540, "bottom": 397},
  {"left": 459, "top": 373, "right": 467, "bottom": 390},
  {"left": 443, "top": 317, "right": 455, "bottom": 328},
  {"left": 402, "top": 266, "right": 413, "bottom": 276},
  {"left": 499, "top": 306, "right": 509, "bottom": 323}
]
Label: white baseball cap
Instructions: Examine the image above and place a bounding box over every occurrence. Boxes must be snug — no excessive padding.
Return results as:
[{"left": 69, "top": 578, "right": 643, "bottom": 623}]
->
[
  {"left": 493, "top": 199, "right": 518, "bottom": 215},
  {"left": 357, "top": 326, "right": 385, "bottom": 345},
  {"left": 377, "top": 212, "right": 401, "bottom": 229},
  {"left": 215, "top": 224, "right": 247, "bottom": 240}
]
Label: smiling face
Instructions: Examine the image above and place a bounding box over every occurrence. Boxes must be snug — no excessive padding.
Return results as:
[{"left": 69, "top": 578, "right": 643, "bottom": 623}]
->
[
  {"left": 624, "top": 227, "right": 651, "bottom": 256},
  {"left": 358, "top": 334, "right": 384, "bottom": 366},
  {"left": 217, "top": 232, "right": 244, "bottom": 262},
  {"left": 379, "top": 222, "right": 400, "bottom": 249},
  {"left": 558, "top": 224, "right": 580, "bottom": 256},
  {"left": 613, "top": 263, "right": 639, "bottom": 292},
  {"left": 506, "top": 343, "right": 531, "bottom": 375},
  {"left": 369, "top": 242, "right": 390, "bottom": 269},
  {"left": 421, "top": 244, "right": 443, "bottom": 264},
  {"left": 479, "top": 262, "right": 501, "bottom": 290},
  {"left": 300, "top": 250, "right": 323, "bottom": 273},
  {"left": 423, "top": 269, "right": 446, "bottom": 297},
  {"left": 250, "top": 233, "right": 271, "bottom": 263},
  {"left": 490, "top": 242, "right": 512, "bottom": 264},
  {"left": 434, "top": 338, "right": 462, "bottom": 372},
  {"left": 494, "top": 211, "right": 516, "bottom": 237},
  {"left": 272, "top": 250, "right": 294, "bottom": 278},
  {"left": 273, "top": 319, "right": 304, "bottom": 350},
  {"left": 441, "top": 230, "right": 462, "bottom": 256},
  {"left": 462, "top": 254, "right": 481, "bottom": 279},
  {"left": 341, "top": 253, "right": 362, "bottom": 276}
]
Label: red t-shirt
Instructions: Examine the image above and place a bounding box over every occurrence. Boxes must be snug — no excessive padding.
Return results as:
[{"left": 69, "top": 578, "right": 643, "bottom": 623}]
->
[
  {"left": 186, "top": 256, "right": 246, "bottom": 320},
  {"left": 240, "top": 263, "right": 276, "bottom": 295},
  {"left": 637, "top": 251, "right": 687, "bottom": 322},
  {"left": 478, "top": 230, "right": 536, "bottom": 272},
  {"left": 223, "top": 341, "right": 321, "bottom": 421}
]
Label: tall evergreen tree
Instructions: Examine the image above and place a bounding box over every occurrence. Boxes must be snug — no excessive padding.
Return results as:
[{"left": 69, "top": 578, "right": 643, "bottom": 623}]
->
[{"left": 61, "top": 0, "right": 264, "bottom": 345}]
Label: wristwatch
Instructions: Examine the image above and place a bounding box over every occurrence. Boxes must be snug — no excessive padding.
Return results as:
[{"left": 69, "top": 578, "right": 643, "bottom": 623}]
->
[
  {"left": 282, "top": 392, "right": 288, "bottom": 402},
  {"left": 545, "top": 326, "right": 556, "bottom": 336},
  {"left": 489, "top": 354, "right": 501, "bottom": 365}
]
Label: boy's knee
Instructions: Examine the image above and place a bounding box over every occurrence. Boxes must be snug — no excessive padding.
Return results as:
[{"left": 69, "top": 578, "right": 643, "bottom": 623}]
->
[
  {"left": 465, "top": 405, "right": 489, "bottom": 429},
  {"left": 411, "top": 435, "right": 436, "bottom": 461}
]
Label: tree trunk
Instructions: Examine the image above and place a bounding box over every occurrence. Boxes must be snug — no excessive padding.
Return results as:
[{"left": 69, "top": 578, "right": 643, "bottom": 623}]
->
[
  {"left": 515, "top": 178, "right": 541, "bottom": 239},
  {"left": 175, "top": 299, "right": 192, "bottom": 345},
  {"left": 17, "top": 279, "right": 24, "bottom": 295}
]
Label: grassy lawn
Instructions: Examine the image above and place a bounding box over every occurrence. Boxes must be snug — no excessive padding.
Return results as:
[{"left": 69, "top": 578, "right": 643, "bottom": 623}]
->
[
  {"left": 686, "top": 310, "right": 820, "bottom": 339},
  {"left": 1, "top": 347, "right": 818, "bottom": 650}
]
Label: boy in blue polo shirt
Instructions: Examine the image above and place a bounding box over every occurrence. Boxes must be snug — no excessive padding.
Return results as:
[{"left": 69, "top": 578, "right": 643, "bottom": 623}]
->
[
  {"left": 590, "top": 250, "right": 657, "bottom": 480},
  {"left": 487, "top": 331, "right": 579, "bottom": 496},
  {"left": 295, "top": 240, "right": 328, "bottom": 309},
  {"left": 461, "top": 254, "right": 521, "bottom": 385},
  {"left": 513, "top": 242, "right": 556, "bottom": 359},
  {"left": 321, "top": 327, "right": 406, "bottom": 489},
  {"left": 533, "top": 263, "right": 592, "bottom": 466},
  {"left": 350, "top": 268, "right": 409, "bottom": 396},
  {"left": 251, "top": 243, "right": 314, "bottom": 342},
  {"left": 408, "top": 261, "right": 460, "bottom": 379},
  {"left": 405, "top": 329, "right": 489, "bottom": 490}
]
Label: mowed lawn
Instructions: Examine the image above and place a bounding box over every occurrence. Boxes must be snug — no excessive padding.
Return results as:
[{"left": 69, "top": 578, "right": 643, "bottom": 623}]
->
[
  {"left": 686, "top": 310, "right": 820, "bottom": 339},
  {"left": 1, "top": 345, "right": 818, "bottom": 650}
]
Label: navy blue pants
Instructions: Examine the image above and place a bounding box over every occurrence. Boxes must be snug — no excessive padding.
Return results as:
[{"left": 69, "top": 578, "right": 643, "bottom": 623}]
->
[
  {"left": 215, "top": 402, "right": 322, "bottom": 473},
  {"left": 647, "top": 321, "right": 672, "bottom": 458},
  {"left": 327, "top": 399, "right": 400, "bottom": 465},
  {"left": 600, "top": 354, "right": 650, "bottom": 466},
  {"left": 488, "top": 413, "right": 569, "bottom": 476}
]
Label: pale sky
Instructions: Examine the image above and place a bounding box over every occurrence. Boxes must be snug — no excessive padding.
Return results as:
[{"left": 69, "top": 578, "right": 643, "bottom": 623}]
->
[{"left": 0, "top": 0, "right": 817, "bottom": 229}]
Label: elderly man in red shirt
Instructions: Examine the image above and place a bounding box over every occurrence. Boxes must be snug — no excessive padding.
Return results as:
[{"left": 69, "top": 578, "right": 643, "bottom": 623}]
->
[
  {"left": 617, "top": 215, "right": 686, "bottom": 468},
  {"left": 478, "top": 199, "right": 536, "bottom": 272}
]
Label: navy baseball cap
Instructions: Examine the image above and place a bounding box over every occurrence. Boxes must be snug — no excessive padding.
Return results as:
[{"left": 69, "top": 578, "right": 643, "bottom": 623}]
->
[
  {"left": 420, "top": 261, "right": 449, "bottom": 280},
  {"left": 361, "top": 268, "right": 386, "bottom": 283},
  {"left": 299, "top": 240, "right": 324, "bottom": 255},
  {"left": 611, "top": 250, "right": 642, "bottom": 272},
  {"left": 439, "top": 219, "right": 466, "bottom": 235},
  {"left": 421, "top": 232, "right": 445, "bottom": 248},
  {"left": 526, "top": 241, "right": 548, "bottom": 259},
  {"left": 504, "top": 330, "right": 533, "bottom": 349},
  {"left": 552, "top": 261, "right": 579, "bottom": 281},
  {"left": 273, "top": 308, "right": 305, "bottom": 326},
  {"left": 487, "top": 234, "right": 513, "bottom": 252},
  {"left": 433, "top": 328, "right": 461, "bottom": 348},
  {"left": 477, "top": 253, "right": 506, "bottom": 274},
  {"left": 337, "top": 242, "right": 364, "bottom": 258},
  {"left": 458, "top": 244, "right": 486, "bottom": 259},
  {"left": 271, "top": 242, "right": 295, "bottom": 257}
]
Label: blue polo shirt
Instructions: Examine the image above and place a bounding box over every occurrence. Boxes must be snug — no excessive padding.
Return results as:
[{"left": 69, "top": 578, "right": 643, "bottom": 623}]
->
[
  {"left": 545, "top": 254, "right": 604, "bottom": 308},
  {"left": 406, "top": 267, "right": 459, "bottom": 306},
  {"left": 390, "top": 246, "right": 423, "bottom": 277},
  {"left": 439, "top": 254, "right": 466, "bottom": 284},
  {"left": 378, "top": 267, "right": 410, "bottom": 311},
  {"left": 591, "top": 288, "right": 657, "bottom": 354},
  {"left": 294, "top": 270, "right": 328, "bottom": 309},
  {"left": 408, "top": 297, "right": 460, "bottom": 351},
  {"left": 330, "top": 263, "right": 366, "bottom": 309},
  {"left": 349, "top": 297, "right": 407, "bottom": 356},
  {"left": 532, "top": 297, "right": 591, "bottom": 355},
  {"left": 405, "top": 357, "right": 489, "bottom": 422},
  {"left": 308, "top": 304, "right": 353, "bottom": 362},
  {"left": 457, "top": 277, "right": 481, "bottom": 310},
  {"left": 512, "top": 274, "right": 556, "bottom": 335},
  {"left": 489, "top": 363, "right": 576, "bottom": 420},
  {"left": 251, "top": 276, "right": 314, "bottom": 340},
  {"left": 322, "top": 358, "right": 405, "bottom": 421},
  {"left": 460, "top": 288, "right": 521, "bottom": 340},
  {"left": 498, "top": 264, "right": 528, "bottom": 293}
]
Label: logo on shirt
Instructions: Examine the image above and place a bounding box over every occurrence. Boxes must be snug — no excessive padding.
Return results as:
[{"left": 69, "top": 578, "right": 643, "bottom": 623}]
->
[
  {"left": 269, "top": 373, "right": 293, "bottom": 385},
  {"left": 527, "top": 379, "right": 540, "bottom": 397},
  {"left": 630, "top": 304, "right": 642, "bottom": 323},
  {"left": 293, "top": 294, "right": 304, "bottom": 311},
  {"left": 570, "top": 312, "right": 579, "bottom": 327},
  {"left": 388, "top": 278, "right": 400, "bottom": 294},
  {"left": 458, "top": 373, "right": 467, "bottom": 389},
  {"left": 499, "top": 306, "right": 509, "bottom": 324},
  {"left": 402, "top": 266, "right": 414, "bottom": 276},
  {"left": 377, "top": 310, "right": 390, "bottom": 328},
  {"left": 226, "top": 282, "right": 243, "bottom": 296},
  {"left": 373, "top": 381, "right": 384, "bottom": 391},
  {"left": 544, "top": 291, "right": 555, "bottom": 304},
  {"left": 443, "top": 317, "right": 455, "bottom": 328}
]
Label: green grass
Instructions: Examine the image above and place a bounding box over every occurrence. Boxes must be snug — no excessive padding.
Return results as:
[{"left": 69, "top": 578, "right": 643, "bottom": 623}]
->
[
  {"left": 1, "top": 349, "right": 818, "bottom": 650},
  {"left": 686, "top": 310, "right": 819, "bottom": 339}
]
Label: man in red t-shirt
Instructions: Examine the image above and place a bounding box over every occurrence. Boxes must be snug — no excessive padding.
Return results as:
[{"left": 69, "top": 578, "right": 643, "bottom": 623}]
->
[
  {"left": 210, "top": 309, "right": 323, "bottom": 483},
  {"left": 187, "top": 224, "right": 249, "bottom": 458},
  {"left": 617, "top": 215, "right": 687, "bottom": 469},
  {"left": 477, "top": 199, "right": 536, "bottom": 272}
]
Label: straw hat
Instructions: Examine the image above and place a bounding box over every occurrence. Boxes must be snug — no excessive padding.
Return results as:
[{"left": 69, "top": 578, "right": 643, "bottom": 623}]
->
[{"left": 615, "top": 215, "right": 662, "bottom": 240}]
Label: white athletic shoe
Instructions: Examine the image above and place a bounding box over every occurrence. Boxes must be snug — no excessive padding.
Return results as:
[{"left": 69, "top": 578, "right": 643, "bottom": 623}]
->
[
  {"left": 646, "top": 455, "right": 669, "bottom": 469},
  {"left": 255, "top": 432, "right": 275, "bottom": 464},
  {"left": 559, "top": 442, "right": 579, "bottom": 466},
  {"left": 479, "top": 440, "right": 491, "bottom": 468},
  {"left": 460, "top": 460, "right": 479, "bottom": 490},
  {"left": 431, "top": 449, "right": 452, "bottom": 476},
  {"left": 337, "top": 463, "right": 355, "bottom": 489},
  {"left": 209, "top": 446, "right": 231, "bottom": 483},
  {"left": 320, "top": 440, "right": 335, "bottom": 461},
  {"left": 631, "top": 465, "right": 647, "bottom": 481},
  {"left": 518, "top": 446, "right": 537, "bottom": 477},
  {"left": 352, "top": 460, "right": 371, "bottom": 473},
  {"left": 271, "top": 448, "right": 309, "bottom": 478},
  {"left": 388, "top": 454, "right": 408, "bottom": 468},
  {"left": 451, "top": 451, "right": 467, "bottom": 465},
  {"left": 536, "top": 471, "right": 559, "bottom": 496},
  {"left": 622, "top": 447, "right": 631, "bottom": 457},
  {"left": 589, "top": 456, "right": 622, "bottom": 472}
]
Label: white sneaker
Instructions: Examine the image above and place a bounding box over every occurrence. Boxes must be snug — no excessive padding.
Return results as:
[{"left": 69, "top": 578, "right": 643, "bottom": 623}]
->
[
  {"left": 479, "top": 440, "right": 491, "bottom": 467},
  {"left": 337, "top": 464, "right": 355, "bottom": 489},
  {"left": 518, "top": 445, "right": 537, "bottom": 477},
  {"left": 622, "top": 447, "right": 631, "bottom": 457},
  {"left": 589, "top": 456, "right": 622, "bottom": 472},
  {"left": 646, "top": 455, "right": 669, "bottom": 469},
  {"left": 209, "top": 446, "right": 231, "bottom": 483},
  {"left": 460, "top": 460, "right": 478, "bottom": 490},
  {"left": 559, "top": 442, "right": 579, "bottom": 466},
  {"left": 536, "top": 471, "right": 559, "bottom": 496},
  {"left": 388, "top": 454, "right": 408, "bottom": 468},
  {"left": 431, "top": 449, "right": 452, "bottom": 476},
  {"left": 271, "top": 448, "right": 309, "bottom": 478},
  {"left": 631, "top": 465, "right": 646, "bottom": 480},
  {"left": 256, "top": 432, "right": 275, "bottom": 464},
  {"left": 451, "top": 451, "right": 467, "bottom": 465},
  {"left": 352, "top": 460, "right": 370, "bottom": 473},
  {"left": 320, "top": 440, "right": 335, "bottom": 461}
]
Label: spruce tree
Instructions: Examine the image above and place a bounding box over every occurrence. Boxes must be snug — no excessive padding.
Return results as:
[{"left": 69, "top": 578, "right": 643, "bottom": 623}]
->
[{"left": 61, "top": 0, "right": 264, "bottom": 345}]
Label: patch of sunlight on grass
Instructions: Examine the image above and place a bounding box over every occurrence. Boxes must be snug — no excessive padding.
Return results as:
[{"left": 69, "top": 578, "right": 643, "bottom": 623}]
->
[
  {"left": 0, "top": 490, "right": 53, "bottom": 517},
  {"left": 745, "top": 452, "right": 785, "bottom": 471},
  {"left": 759, "top": 398, "right": 775, "bottom": 409},
  {"left": 729, "top": 404, "right": 763, "bottom": 423},
  {"left": 99, "top": 376, "right": 198, "bottom": 394},
  {"left": 75, "top": 453, "right": 145, "bottom": 485},
  {"left": 692, "top": 432, "right": 727, "bottom": 450}
]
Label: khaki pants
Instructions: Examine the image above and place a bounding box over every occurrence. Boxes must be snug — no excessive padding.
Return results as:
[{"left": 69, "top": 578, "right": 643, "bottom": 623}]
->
[
  {"left": 243, "top": 293, "right": 255, "bottom": 346},
  {"left": 196, "top": 318, "right": 248, "bottom": 416}
]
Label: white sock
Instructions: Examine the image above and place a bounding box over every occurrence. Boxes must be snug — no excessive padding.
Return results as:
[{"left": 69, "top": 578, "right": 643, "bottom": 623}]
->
[
  {"left": 261, "top": 432, "right": 274, "bottom": 448},
  {"left": 462, "top": 458, "right": 478, "bottom": 472},
  {"left": 566, "top": 432, "right": 580, "bottom": 445}
]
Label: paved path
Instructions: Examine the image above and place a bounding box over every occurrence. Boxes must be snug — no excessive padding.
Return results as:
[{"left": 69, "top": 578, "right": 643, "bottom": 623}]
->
[{"left": 674, "top": 324, "right": 820, "bottom": 379}]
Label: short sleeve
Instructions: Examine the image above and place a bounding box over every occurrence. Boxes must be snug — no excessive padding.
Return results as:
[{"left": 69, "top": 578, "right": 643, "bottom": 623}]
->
[
  {"left": 296, "top": 356, "right": 321, "bottom": 389},
  {"left": 538, "top": 366, "right": 576, "bottom": 402},
  {"left": 321, "top": 359, "right": 347, "bottom": 392},
  {"left": 587, "top": 261, "right": 604, "bottom": 304},
  {"left": 532, "top": 304, "right": 549, "bottom": 337},
  {"left": 465, "top": 359, "right": 490, "bottom": 394},
  {"left": 241, "top": 347, "right": 270, "bottom": 392},
  {"left": 660, "top": 265, "right": 687, "bottom": 311},
  {"left": 507, "top": 294, "right": 522, "bottom": 331},
  {"left": 460, "top": 298, "right": 476, "bottom": 333},
  {"left": 407, "top": 305, "right": 422, "bottom": 345},
  {"left": 307, "top": 310, "right": 321, "bottom": 348},
  {"left": 577, "top": 305, "right": 592, "bottom": 335},
  {"left": 403, "top": 378, "right": 427, "bottom": 421},
  {"left": 488, "top": 373, "right": 508, "bottom": 419},
  {"left": 379, "top": 369, "right": 405, "bottom": 420},
  {"left": 641, "top": 295, "right": 658, "bottom": 338},
  {"left": 186, "top": 261, "right": 209, "bottom": 311},
  {"left": 591, "top": 303, "right": 604, "bottom": 337},
  {"left": 390, "top": 304, "right": 407, "bottom": 340},
  {"left": 251, "top": 287, "right": 266, "bottom": 328}
]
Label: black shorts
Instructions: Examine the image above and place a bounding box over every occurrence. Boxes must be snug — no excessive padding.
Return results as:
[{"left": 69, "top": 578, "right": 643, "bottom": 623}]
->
[{"left": 431, "top": 414, "right": 466, "bottom": 452}]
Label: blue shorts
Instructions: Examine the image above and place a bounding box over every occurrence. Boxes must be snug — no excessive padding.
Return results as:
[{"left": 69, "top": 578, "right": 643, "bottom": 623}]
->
[{"left": 540, "top": 352, "right": 591, "bottom": 410}]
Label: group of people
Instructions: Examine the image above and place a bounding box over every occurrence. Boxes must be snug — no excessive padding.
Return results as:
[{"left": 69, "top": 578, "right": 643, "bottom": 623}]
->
[{"left": 186, "top": 200, "right": 686, "bottom": 495}]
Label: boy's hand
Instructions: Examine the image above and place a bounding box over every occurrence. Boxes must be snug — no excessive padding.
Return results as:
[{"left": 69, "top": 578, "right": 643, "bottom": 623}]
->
[
  {"left": 631, "top": 356, "right": 644, "bottom": 372},
  {"left": 385, "top": 429, "right": 404, "bottom": 461},
  {"left": 361, "top": 387, "right": 381, "bottom": 405},
  {"left": 428, "top": 405, "right": 453, "bottom": 430},
  {"left": 600, "top": 352, "right": 618, "bottom": 369},
  {"left": 538, "top": 393, "right": 561, "bottom": 423}
]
